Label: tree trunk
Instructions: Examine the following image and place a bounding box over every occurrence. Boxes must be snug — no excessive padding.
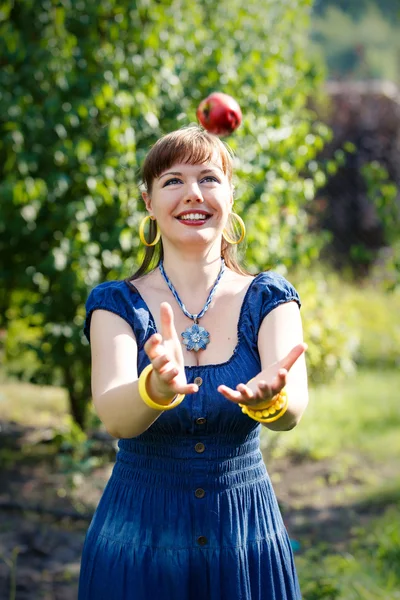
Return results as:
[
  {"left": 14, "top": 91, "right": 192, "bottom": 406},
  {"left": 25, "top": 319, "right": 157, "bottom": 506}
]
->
[{"left": 64, "top": 366, "right": 88, "bottom": 430}]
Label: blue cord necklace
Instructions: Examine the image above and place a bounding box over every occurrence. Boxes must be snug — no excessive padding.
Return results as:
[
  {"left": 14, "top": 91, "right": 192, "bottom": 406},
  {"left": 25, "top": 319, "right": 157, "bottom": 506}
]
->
[{"left": 159, "top": 259, "right": 226, "bottom": 352}]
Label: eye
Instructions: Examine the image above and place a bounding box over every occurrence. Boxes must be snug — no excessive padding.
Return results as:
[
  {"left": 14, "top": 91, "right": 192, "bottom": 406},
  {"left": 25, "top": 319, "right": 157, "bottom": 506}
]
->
[
  {"left": 163, "top": 178, "right": 182, "bottom": 187},
  {"left": 201, "top": 176, "right": 220, "bottom": 183}
]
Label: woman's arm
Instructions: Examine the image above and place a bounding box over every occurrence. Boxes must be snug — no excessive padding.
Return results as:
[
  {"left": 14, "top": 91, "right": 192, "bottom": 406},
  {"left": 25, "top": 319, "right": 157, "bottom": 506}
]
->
[
  {"left": 90, "top": 310, "right": 165, "bottom": 438},
  {"left": 90, "top": 304, "right": 198, "bottom": 439},
  {"left": 256, "top": 301, "right": 308, "bottom": 431},
  {"left": 218, "top": 301, "right": 308, "bottom": 431}
]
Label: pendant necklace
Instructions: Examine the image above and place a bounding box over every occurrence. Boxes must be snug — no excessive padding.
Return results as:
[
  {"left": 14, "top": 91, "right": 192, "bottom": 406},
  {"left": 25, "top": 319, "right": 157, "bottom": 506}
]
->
[{"left": 159, "top": 259, "right": 225, "bottom": 352}]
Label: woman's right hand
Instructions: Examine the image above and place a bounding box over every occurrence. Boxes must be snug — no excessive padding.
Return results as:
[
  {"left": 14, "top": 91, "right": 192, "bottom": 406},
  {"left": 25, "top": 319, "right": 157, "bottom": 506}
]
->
[{"left": 143, "top": 302, "right": 199, "bottom": 402}]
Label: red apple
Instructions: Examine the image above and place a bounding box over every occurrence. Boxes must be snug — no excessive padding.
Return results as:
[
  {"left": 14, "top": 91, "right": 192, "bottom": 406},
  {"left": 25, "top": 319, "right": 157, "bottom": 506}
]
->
[{"left": 196, "top": 92, "right": 242, "bottom": 136}]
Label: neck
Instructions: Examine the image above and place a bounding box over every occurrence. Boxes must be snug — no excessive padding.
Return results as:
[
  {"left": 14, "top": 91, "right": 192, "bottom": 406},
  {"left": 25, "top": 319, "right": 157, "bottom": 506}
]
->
[{"left": 160, "top": 244, "right": 224, "bottom": 298}]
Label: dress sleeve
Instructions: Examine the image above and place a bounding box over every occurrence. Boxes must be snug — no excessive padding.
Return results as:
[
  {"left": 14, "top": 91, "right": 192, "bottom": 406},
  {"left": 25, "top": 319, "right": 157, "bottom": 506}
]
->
[
  {"left": 244, "top": 271, "right": 301, "bottom": 342},
  {"left": 83, "top": 280, "right": 135, "bottom": 343},
  {"left": 257, "top": 271, "right": 301, "bottom": 322}
]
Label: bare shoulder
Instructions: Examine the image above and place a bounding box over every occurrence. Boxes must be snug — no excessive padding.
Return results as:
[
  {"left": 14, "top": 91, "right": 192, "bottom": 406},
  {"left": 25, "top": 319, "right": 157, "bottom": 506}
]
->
[
  {"left": 128, "top": 269, "right": 160, "bottom": 294},
  {"left": 222, "top": 269, "right": 255, "bottom": 296}
]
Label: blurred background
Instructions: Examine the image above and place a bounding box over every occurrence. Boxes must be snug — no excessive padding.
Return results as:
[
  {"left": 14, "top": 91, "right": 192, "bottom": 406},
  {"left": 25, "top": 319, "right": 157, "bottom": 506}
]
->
[{"left": 0, "top": 0, "right": 399, "bottom": 598}]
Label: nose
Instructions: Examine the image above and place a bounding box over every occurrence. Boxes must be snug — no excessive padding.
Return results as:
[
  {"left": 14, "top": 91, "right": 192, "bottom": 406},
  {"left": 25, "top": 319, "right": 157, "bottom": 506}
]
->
[{"left": 183, "top": 182, "right": 204, "bottom": 204}]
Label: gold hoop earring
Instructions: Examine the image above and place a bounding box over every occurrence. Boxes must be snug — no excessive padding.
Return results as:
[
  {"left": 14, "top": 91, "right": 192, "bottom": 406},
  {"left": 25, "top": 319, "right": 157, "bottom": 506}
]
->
[
  {"left": 222, "top": 212, "right": 246, "bottom": 245},
  {"left": 139, "top": 215, "right": 161, "bottom": 247}
]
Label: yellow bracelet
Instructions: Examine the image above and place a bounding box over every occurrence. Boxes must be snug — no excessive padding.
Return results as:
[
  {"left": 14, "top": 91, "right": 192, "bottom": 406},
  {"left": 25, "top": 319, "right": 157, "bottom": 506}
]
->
[
  {"left": 138, "top": 364, "right": 185, "bottom": 411},
  {"left": 239, "top": 389, "right": 289, "bottom": 424}
]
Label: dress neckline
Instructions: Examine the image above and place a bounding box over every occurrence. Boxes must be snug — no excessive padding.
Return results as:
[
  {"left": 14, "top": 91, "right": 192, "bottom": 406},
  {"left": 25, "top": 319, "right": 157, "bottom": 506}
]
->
[{"left": 124, "top": 272, "right": 264, "bottom": 370}]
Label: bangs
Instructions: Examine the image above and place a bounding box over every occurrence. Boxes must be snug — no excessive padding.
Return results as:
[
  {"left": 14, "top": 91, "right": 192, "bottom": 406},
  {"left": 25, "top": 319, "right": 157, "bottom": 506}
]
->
[{"left": 142, "top": 126, "right": 233, "bottom": 192}]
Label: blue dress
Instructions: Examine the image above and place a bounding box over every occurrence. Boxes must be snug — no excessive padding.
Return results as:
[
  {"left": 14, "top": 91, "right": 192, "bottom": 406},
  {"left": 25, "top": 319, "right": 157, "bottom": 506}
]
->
[{"left": 78, "top": 271, "right": 302, "bottom": 600}]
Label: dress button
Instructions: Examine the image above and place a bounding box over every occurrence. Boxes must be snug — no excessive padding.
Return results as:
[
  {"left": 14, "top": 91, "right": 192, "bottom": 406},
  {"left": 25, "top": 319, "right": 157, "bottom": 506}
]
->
[
  {"left": 196, "top": 417, "right": 207, "bottom": 426},
  {"left": 195, "top": 488, "right": 206, "bottom": 499},
  {"left": 195, "top": 442, "right": 205, "bottom": 453},
  {"left": 194, "top": 377, "right": 203, "bottom": 386},
  {"left": 197, "top": 536, "right": 208, "bottom": 546}
]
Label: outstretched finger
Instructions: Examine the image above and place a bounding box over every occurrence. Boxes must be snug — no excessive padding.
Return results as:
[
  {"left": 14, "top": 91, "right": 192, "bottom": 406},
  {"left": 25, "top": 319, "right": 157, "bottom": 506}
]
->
[
  {"left": 160, "top": 302, "right": 180, "bottom": 342},
  {"left": 152, "top": 353, "right": 173, "bottom": 374},
  {"left": 280, "top": 343, "right": 307, "bottom": 372},
  {"left": 144, "top": 333, "right": 164, "bottom": 360},
  {"left": 236, "top": 383, "right": 254, "bottom": 401},
  {"left": 156, "top": 364, "right": 180, "bottom": 382},
  {"left": 257, "top": 381, "right": 275, "bottom": 397},
  {"left": 272, "top": 369, "right": 287, "bottom": 389},
  {"left": 217, "top": 385, "right": 245, "bottom": 404},
  {"left": 177, "top": 383, "right": 200, "bottom": 395}
]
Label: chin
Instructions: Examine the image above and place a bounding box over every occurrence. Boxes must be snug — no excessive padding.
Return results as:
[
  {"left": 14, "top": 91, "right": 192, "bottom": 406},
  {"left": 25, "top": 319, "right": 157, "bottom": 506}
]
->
[{"left": 170, "top": 231, "right": 218, "bottom": 248}]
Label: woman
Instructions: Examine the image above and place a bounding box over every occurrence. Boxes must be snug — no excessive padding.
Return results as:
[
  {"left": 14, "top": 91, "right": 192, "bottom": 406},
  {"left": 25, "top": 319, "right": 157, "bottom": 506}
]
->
[{"left": 79, "top": 125, "right": 308, "bottom": 599}]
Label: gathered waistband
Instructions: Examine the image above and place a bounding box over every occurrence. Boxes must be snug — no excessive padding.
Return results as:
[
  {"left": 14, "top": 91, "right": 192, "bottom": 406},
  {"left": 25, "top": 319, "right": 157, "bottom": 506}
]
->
[{"left": 113, "top": 432, "right": 267, "bottom": 492}]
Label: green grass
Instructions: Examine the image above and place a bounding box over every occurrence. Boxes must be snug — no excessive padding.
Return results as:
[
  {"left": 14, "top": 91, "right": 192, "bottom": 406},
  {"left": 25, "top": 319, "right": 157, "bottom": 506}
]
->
[
  {"left": 265, "top": 368, "right": 400, "bottom": 462},
  {"left": 297, "top": 506, "right": 400, "bottom": 600},
  {"left": 0, "top": 380, "right": 69, "bottom": 427}
]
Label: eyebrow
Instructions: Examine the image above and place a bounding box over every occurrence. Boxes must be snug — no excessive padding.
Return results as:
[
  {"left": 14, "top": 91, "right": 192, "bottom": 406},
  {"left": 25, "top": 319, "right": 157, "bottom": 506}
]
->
[{"left": 158, "top": 168, "right": 222, "bottom": 180}]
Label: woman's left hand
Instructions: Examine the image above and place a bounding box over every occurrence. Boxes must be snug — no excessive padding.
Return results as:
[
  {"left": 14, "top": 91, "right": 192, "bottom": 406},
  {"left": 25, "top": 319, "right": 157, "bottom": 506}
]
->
[{"left": 217, "top": 342, "right": 307, "bottom": 407}]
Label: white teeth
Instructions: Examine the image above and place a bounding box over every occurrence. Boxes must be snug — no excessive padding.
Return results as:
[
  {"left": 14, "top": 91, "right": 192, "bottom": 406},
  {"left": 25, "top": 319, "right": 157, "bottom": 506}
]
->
[{"left": 178, "top": 213, "right": 210, "bottom": 221}]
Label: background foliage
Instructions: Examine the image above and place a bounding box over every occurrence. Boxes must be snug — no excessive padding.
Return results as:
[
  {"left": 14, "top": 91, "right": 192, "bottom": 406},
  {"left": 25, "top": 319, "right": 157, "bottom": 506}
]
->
[
  {"left": 311, "top": 0, "right": 400, "bottom": 82},
  {"left": 1, "top": 0, "right": 334, "bottom": 426},
  {"left": 1, "top": 0, "right": 398, "bottom": 429},
  {"left": 313, "top": 0, "right": 399, "bottom": 21}
]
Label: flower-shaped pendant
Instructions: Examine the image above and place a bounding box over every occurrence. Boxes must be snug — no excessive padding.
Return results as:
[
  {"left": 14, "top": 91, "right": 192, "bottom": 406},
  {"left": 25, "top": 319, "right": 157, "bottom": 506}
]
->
[{"left": 181, "top": 323, "right": 210, "bottom": 352}]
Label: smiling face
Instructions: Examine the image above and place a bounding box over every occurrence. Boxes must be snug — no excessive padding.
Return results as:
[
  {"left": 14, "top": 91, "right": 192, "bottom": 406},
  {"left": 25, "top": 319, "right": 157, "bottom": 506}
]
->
[{"left": 142, "top": 160, "right": 233, "bottom": 249}]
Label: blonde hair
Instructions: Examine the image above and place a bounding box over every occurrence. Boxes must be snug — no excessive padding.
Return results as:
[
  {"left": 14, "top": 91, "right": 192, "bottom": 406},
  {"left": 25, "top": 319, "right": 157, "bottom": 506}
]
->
[{"left": 129, "top": 126, "right": 249, "bottom": 280}]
